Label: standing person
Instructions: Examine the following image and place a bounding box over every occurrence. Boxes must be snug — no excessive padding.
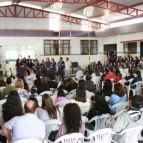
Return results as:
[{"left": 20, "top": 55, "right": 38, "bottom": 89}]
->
[
  {"left": 65, "top": 57, "right": 71, "bottom": 79},
  {"left": 109, "top": 51, "right": 115, "bottom": 64},
  {"left": 26, "top": 55, "right": 31, "bottom": 61},
  {"left": 50, "top": 58, "right": 56, "bottom": 75},
  {"left": 57, "top": 57, "right": 65, "bottom": 81},
  {"left": 45, "top": 58, "right": 51, "bottom": 74},
  {"left": 15, "top": 59, "right": 21, "bottom": 75},
  {"left": 39, "top": 60, "right": 45, "bottom": 76}
]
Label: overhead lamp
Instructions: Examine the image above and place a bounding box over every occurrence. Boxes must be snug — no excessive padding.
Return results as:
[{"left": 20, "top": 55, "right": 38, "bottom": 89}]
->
[{"left": 105, "top": 10, "right": 109, "bottom": 15}]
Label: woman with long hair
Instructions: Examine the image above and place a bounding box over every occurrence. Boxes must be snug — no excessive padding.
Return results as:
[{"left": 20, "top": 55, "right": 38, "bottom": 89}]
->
[
  {"left": 2, "top": 90, "right": 23, "bottom": 122},
  {"left": 37, "top": 94, "right": 60, "bottom": 121},
  {"left": 55, "top": 103, "right": 85, "bottom": 139},
  {"left": 87, "top": 92, "right": 110, "bottom": 126}
]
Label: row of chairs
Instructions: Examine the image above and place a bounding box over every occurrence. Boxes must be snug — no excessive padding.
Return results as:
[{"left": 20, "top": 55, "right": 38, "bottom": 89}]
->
[{"left": 13, "top": 126, "right": 143, "bottom": 143}]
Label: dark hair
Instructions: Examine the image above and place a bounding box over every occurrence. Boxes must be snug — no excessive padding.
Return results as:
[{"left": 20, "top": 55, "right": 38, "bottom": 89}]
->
[
  {"left": 117, "top": 73, "right": 122, "bottom": 78},
  {"left": 41, "top": 77, "right": 48, "bottom": 85},
  {"left": 128, "top": 70, "right": 133, "bottom": 75},
  {"left": 78, "top": 79, "right": 85, "bottom": 87},
  {"left": 136, "top": 70, "right": 141, "bottom": 76},
  {"left": 31, "top": 88, "right": 37, "bottom": 94},
  {"left": 28, "top": 97, "right": 39, "bottom": 107},
  {"left": 2, "top": 90, "right": 23, "bottom": 122},
  {"left": 67, "top": 78, "right": 75, "bottom": 85},
  {"left": 109, "top": 67, "right": 113, "bottom": 72},
  {"left": 86, "top": 75, "right": 91, "bottom": 81},
  {"left": 6, "top": 77, "right": 12, "bottom": 84},
  {"left": 41, "top": 94, "right": 58, "bottom": 119},
  {"left": 57, "top": 89, "right": 66, "bottom": 97},
  {"left": 66, "top": 57, "right": 69, "bottom": 60},
  {"left": 103, "top": 79, "right": 112, "bottom": 90},
  {"left": 132, "top": 95, "right": 143, "bottom": 109},
  {"left": 63, "top": 103, "right": 81, "bottom": 134},
  {"left": 94, "top": 92, "right": 111, "bottom": 115},
  {"left": 24, "top": 101, "right": 37, "bottom": 113},
  {"left": 49, "top": 74, "right": 55, "bottom": 80},
  {"left": 75, "top": 87, "right": 86, "bottom": 102},
  {"left": 114, "top": 83, "right": 125, "bottom": 97}
]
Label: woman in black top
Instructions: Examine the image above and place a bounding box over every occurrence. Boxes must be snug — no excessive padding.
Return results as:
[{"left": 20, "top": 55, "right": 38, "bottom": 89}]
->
[
  {"left": 67, "top": 78, "right": 78, "bottom": 92},
  {"left": 57, "top": 80, "right": 68, "bottom": 91},
  {"left": 87, "top": 92, "right": 110, "bottom": 126}
]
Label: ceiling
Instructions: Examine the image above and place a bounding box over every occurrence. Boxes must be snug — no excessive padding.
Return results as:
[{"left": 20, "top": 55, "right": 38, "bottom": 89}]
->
[{"left": 0, "top": 0, "right": 143, "bottom": 29}]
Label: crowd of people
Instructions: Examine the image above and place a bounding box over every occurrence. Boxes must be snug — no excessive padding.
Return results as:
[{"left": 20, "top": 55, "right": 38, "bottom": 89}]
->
[{"left": 0, "top": 52, "right": 143, "bottom": 143}]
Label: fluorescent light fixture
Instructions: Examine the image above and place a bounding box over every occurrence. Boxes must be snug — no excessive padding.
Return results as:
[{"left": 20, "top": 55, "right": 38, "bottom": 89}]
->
[
  {"left": 19, "top": 3, "right": 41, "bottom": 9},
  {"left": 44, "top": 8, "right": 64, "bottom": 14},
  {"left": 51, "top": 2, "right": 63, "bottom": 10},
  {"left": 70, "top": 13, "right": 87, "bottom": 19},
  {"left": 83, "top": 6, "right": 94, "bottom": 17},
  {"left": 0, "top": 1, "right": 12, "bottom": 6},
  {"left": 110, "top": 18, "right": 143, "bottom": 28}
]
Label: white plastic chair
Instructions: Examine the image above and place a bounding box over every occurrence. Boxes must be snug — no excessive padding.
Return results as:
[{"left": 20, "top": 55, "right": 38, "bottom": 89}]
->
[
  {"left": 124, "top": 78, "right": 134, "bottom": 100},
  {"left": 54, "top": 133, "right": 84, "bottom": 143},
  {"left": 110, "top": 101, "right": 130, "bottom": 113},
  {"left": 50, "top": 88, "right": 56, "bottom": 93},
  {"left": 39, "top": 91, "right": 52, "bottom": 96},
  {"left": 69, "top": 89, "right": 76, "bottom": 94},
  {"left": 130, "top": 81, "right": 142, "bottom": 96},
  {"left": 87, "top": 114, "right": 111, "bottom": 132},
  {"left": 20, "top": 97, "right": 28, "bottom": 108},
  {"left": 80, "top": 106, "right": 89, "bottom": 115},
  {"left": 44, "top": 119, "right": 62, "bottom": 142},
  {"left": 0, "top": 86, "right": 6, "bottom": 94},
  {"left": 118, "top": 79, "right": 126, "bottom": 86},
  {"left": 117, "top": 126, "right": 143, "bottom": 143},
  {"left": 81, "top": 116, "right": 89, "bottom": 123},
  {"left": 13, "top": 139, "right": 42, "bottom": 143},
  {"left": 86, "top": 91, "right": 94, "bottom": 99},
  {"left": 85, "top": 128, "right": 116, "bottom": 143},
  {"left": 66, "top": 94, "right": 74, "bottom": 100},
  {"left": 76, "top": 74, "right": 84, "bottom": 81},
  {"left": 50, "top": 94, "right": 57, "bottom": 105},
  {"left": 35, "top": 96, "right": 42, "bottom": 107},
  {"left": 55, "top": 100, "right": 70, "bottom": 108},
  {"left": 105, "top": 96, "right": 110, "bottom": 102},
  {"left": 91, "top": 76, "right": 101, "bottom": 91}
]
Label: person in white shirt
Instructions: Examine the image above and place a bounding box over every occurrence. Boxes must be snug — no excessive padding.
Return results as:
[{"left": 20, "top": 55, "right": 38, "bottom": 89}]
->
[
  {"left": 2, "top": 100, "right": 45, "bottom": 143},
  {"left": 65, "top": 57, "right": 71, "bottom": 79},
  {"left": 27, "top": 69, "right": 36, "bottom": 80}
]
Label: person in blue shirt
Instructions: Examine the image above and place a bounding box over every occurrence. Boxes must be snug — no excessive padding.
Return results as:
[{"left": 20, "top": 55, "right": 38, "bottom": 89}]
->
[
  {"left": 50, "top": 58, "right": 56, "bottom": 75},
  {"left": 57, "top": 57, "right": 65, "bottom": 81},
  {"left": 108, "top": 83, "right": 127, "bottom": 114}
]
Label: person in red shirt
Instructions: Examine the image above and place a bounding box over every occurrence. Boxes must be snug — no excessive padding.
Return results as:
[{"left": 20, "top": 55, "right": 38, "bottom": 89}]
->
[
  {"left": 115, "top": 73, "right": 122, "bottom": 83},
  {"left": 104, "top": 67, "right": 116, "bottom": 81}
]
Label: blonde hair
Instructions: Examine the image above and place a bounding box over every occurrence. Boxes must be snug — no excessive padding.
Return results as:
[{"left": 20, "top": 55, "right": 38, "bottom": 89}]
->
[
  {"left": 78, "top": 66, "right": 82, "bottom": 70},
  {"left": 15, "top": 79, "right": 24, "bottom": 89}
]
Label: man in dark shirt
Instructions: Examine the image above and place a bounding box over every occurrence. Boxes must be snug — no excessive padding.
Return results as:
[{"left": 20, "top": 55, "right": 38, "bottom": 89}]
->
[{"left": 48, "top": 74, "right": 58, "bottom": 89}]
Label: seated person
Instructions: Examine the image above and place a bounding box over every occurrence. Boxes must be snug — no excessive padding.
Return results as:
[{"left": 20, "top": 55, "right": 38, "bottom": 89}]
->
[
  {"left": 102, "top": 79, "right": 113, "bottom": 97},
  {"left": 85, "top": 75, "right": 96, "bottom": 93},
  {"left": 112, "top": 95, "right": 143, "bottom": 143},
  {"left": 76, "top": 66, "right": 84, "bottom": 77},
  {"left": 104, "top": 67, "right": 116, "bottom": 81},
  {"left": 29, "top": 88, "right": 38, "bottom": 98},
  {"left": 2, "top": 100, "right": 45, "bottom": 143},
  {"left": 108, "top": 83, "right": 127, "bottom": 113},
  {"left": 27, "top": 69, "right": 36, "bottom": 80},
  {"left": 115, "top": 73, "right": 122, "bottom": 83},
  {"left": 3, "top": 77, "right": 15, "bottom": 96},
  {"left": 57, "top": 80, "right": 68, "bottom": 91},
  {"left": 37, "top": 94, "right": 60, "bottom": 121},
  {"left": 67, "top": 78, "right": 78, "bottom": 92},
  {"left": 70, "top": 87, "right": 90, "bottom": 107},
  {"left": 87, "top": 92, "right": 110, "bottom": 126},
  {"left": 48, "top": 74, "right": 58, "bottom": 89},
  {"left": 37, "top": 77, "right": 50, "bottom": 94},
  {"left": 55, "top": 103, "right": 85, "bottom": 140},
  {"left": 130, "top": 70, "right": 142, "bottom": 89},
  {"left": 124, "top": 70, "right": 135, "bottom": 86},
  {"left": 55, "top": 89, "right": 67, "bottom": 104}
]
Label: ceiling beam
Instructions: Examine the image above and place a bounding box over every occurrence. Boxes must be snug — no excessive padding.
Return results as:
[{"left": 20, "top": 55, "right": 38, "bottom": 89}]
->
[
  {"left": 65, "top": 0, "right": 97, "bottom": 14},
  {"left": 42, "top": 0, "right": 59, "bottom": 9},
  {"left": 88, "top": 1, "right": 143, "bottom": 19}
]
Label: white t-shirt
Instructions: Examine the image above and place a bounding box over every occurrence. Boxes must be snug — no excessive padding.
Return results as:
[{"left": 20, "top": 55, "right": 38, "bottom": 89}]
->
[
  {"left": 5, "top": 113, "right": 45, "bottom": 142},
  {"left": 65, "top": 61, "right": 71, "bottom": 70},
  {"left": 27, "top": 73, "right": 36, "bottom": 80},
  {"left": 37, "top": 108, "right": 60, "bottom": 121}
]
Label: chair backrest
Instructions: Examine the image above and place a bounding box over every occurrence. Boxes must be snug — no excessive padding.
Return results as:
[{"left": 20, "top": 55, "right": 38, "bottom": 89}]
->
[
  {"left": 13, "top": 139, "right": 42, "bottom": 143},
  {"left": 39, "top": 91, "right": 52, "bottom": 96},
  {"left": 134, "top": 81, "right": 142, "bottom": 91},
  {"left": 86, "top": 128, "right": 116, "bottom": 143},
  {"left": 118, "top": 79, "right": 126, "bottom": 86},
  {"left": 91, "top": 76, "right": 101, "bottom": 84},
  {"left": 50, "top": 88, "right": 56, "bottom": 93},
  {"left": 55, "top": 100, "right": 70, "bottom": 108},
  {"left": 44, "top": 119, "right": 62, "bottom": 141},
  {"left": 54, "top": 133, "right": 84, "bottom": 143},
  {"left": 111, "top": 101, "right": 130, "bottom": 113},
  {"left": 118, "top": 126, "right": 143, "bottom": 143},
  {"left": 80, "top": 106, "right": 89, "bottom": 115},
  {"left": 89, "top": 114, "right": 111, "bottom": 131},
  {"left": 50, "top": 94, "right": 57, "bottom": 104},
  {"left": 20, "top": 97, "right": 28, "bottom": 108},
  {"left": 69, "top": 89, "right": 76, "bottom": 94},
  {"left": 76, "top": 74, "right": 84, "bottom": 81},
  {"left": 35, "top": 96, "right": 42, "bottom": 107},
  {"left": 86, "top": 91, "right": 94, "bottom": 99},
  {"left": 127, "top": 78, "right": 133, "bottom": 83},
  {"left": 81, "top": 116, "right": 89, "bottom": 123},
  {"left": 66, "top": 94, "right": 74, "bottom": 100}
]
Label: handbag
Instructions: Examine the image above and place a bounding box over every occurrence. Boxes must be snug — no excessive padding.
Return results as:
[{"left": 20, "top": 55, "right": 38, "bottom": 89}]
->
[{"left": 48, "top": 130, "right": 58, "bottom": 141}]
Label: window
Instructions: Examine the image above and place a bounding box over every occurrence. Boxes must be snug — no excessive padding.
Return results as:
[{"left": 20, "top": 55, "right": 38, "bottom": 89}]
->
[
  {"left": 128, "top": 42, "right": 137, "bottom": 54},
  {"left": 80, "top": 40, "right": 97, "bottom": 55},
  {"left": 44, "top": 40, "right": 70, "bottom": 55},
  {"left": 104, "top": 44, "right": 117, "bottom": 55}
]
